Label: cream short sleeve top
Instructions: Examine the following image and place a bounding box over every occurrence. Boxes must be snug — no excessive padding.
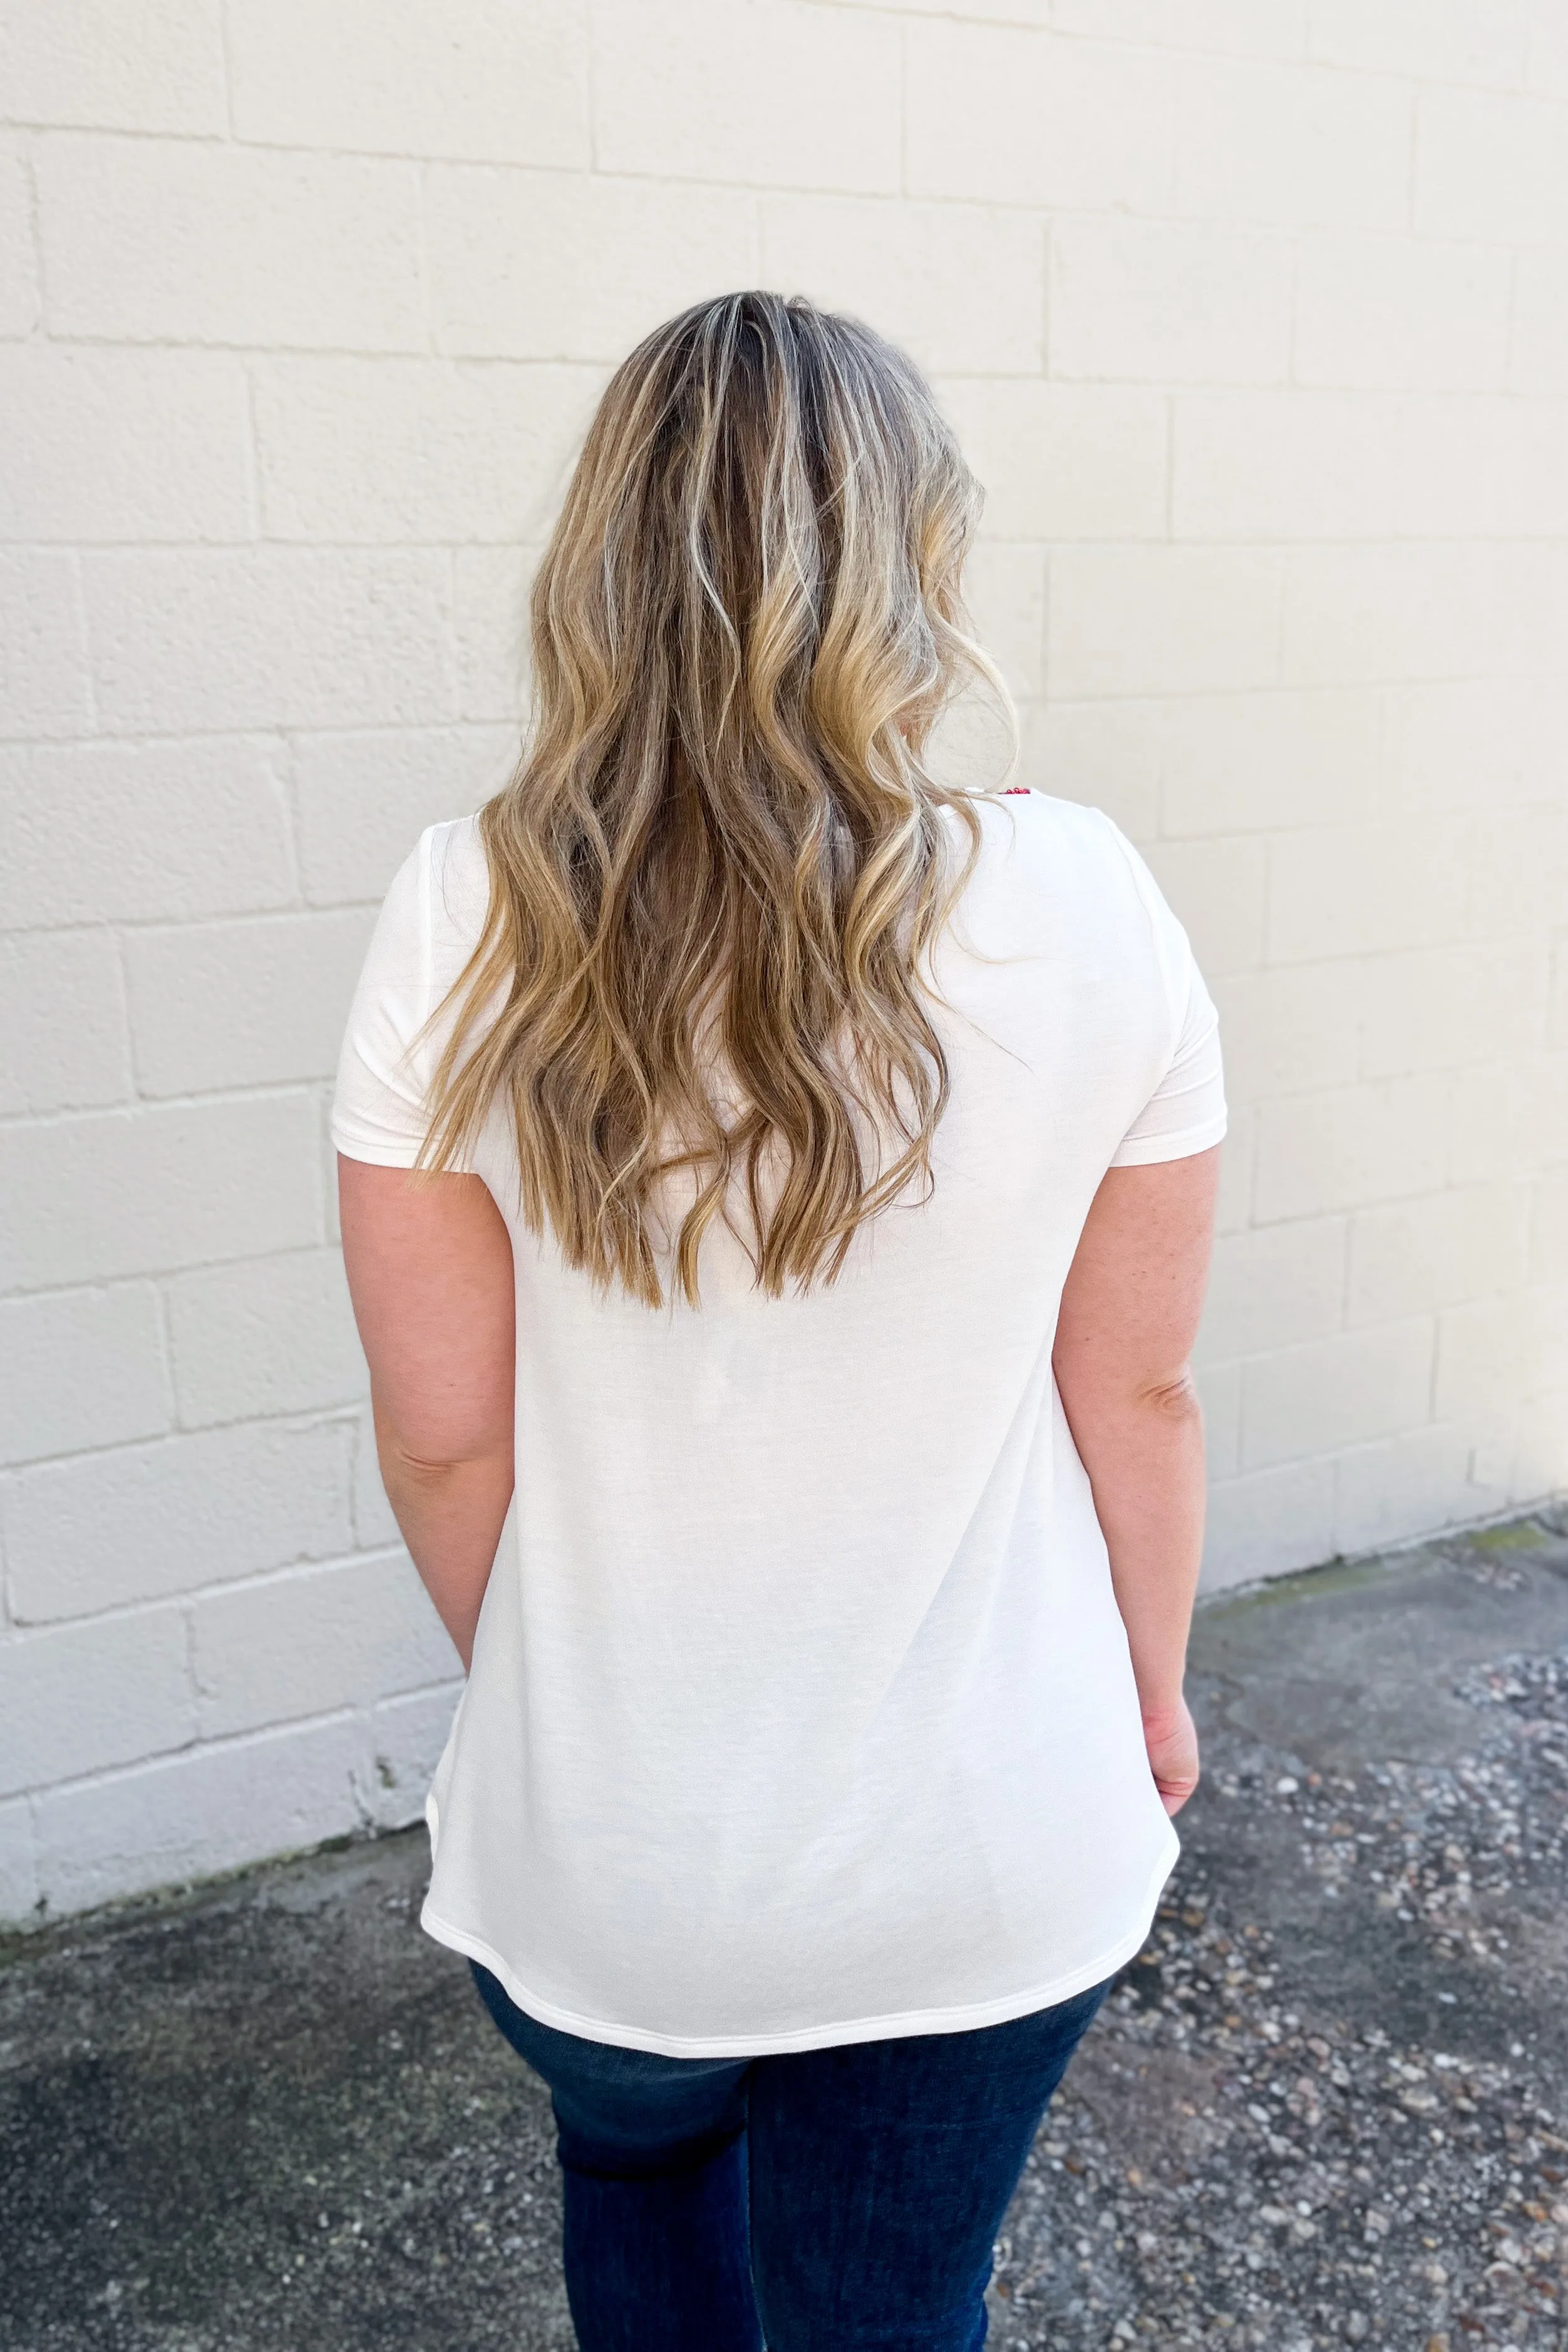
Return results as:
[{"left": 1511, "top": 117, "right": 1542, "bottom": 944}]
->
[{"left": 333, "top": 792, "right": 1226, "bottom": 2056}]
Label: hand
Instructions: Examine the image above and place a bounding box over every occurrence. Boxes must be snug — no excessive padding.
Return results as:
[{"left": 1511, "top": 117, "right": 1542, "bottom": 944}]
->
[{"left": 1142, "top": 1698, "right": 1200, "bottom": 1817}]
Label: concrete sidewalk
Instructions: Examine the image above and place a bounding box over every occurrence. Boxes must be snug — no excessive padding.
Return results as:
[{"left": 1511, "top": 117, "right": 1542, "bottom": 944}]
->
[{"left": 4, "top": 1512, "right": 1565, "bottom": 2352}]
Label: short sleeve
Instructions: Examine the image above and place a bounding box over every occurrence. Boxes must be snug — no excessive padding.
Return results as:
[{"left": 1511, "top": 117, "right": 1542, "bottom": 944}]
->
[
  {"left": 331, "top": 827, "right": 451, "bottom": 1168},
  {"left": 1102, "top": 823, "right": 1228, "bottom": 1169}
]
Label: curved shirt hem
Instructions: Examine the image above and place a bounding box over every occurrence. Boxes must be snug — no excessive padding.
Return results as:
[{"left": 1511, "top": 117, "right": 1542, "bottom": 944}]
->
[{"left": 418, "top": 1797, "right": 1179, "bottom": 2058}]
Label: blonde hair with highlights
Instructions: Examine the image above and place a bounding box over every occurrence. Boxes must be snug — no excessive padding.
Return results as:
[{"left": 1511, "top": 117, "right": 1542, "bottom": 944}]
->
[{"left": 421, "top": 291, "right": 1014, "bottom": 1306}]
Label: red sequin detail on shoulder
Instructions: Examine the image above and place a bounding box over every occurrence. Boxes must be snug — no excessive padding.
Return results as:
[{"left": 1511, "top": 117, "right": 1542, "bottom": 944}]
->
[{"left": 1003, "top": 787, "right": 1031, "bottom": 795}]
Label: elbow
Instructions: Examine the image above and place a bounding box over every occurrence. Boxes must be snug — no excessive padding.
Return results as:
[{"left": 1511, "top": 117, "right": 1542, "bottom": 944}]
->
[
  {"left": 1138, "top": 1366, "right": 1203, "bottom": 1425},
  {"left": 1055, "top": 1353, "right": 1205, "bottom": 1437},
  {"left": 379, "top": 1433, "right": 508, "bottom": 1483},
  {"left": 376, "top": 1435, "right": 462, "bottom": 1502},
  {"left": 373, "top": 1400, "right": 512, "bottom": 1483},
  {"left": 383, "top": 1440, "right": 464, "bottom": 1485}
]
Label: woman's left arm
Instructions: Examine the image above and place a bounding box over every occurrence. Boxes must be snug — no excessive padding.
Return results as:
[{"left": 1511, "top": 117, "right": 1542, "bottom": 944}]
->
[{"left": 339, "top": 1158, "right": 515, "bottom": 1673}]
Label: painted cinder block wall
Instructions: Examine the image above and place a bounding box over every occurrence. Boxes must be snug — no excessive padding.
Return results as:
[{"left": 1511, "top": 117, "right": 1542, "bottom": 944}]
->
[{"left": 3, "top": 0, "right": 1566, "bottom": 1924}]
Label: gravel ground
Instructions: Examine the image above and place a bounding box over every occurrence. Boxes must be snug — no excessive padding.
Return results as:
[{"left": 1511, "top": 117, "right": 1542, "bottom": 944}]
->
[
  {"left": 991, "top": 1517, "right": 1568, "bottom": 2352},
  {"left": 3, "top": 1512, "right": 1565, "bottom": 2351}
]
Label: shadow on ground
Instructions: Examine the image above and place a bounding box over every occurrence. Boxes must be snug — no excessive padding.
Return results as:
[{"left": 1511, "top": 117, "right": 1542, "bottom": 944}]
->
[{"left": 3, "top": 1512, "right": 1565, "bottom": 2352}]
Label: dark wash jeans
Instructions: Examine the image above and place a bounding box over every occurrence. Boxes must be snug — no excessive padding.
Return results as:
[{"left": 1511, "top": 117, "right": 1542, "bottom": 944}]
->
[{"left": 470, "top": 1959, "right": 1108, "bottom": 2351}]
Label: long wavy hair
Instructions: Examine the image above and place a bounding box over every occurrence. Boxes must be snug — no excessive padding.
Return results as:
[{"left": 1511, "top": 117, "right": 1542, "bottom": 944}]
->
[{"left": 421, "top": 291, "right": 1013, "bottom": 1306}]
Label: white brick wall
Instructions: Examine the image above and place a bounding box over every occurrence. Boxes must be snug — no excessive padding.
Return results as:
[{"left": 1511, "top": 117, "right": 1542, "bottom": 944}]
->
[{"left": 3, "top": 0, "right": 1565, "bottom": 1922}]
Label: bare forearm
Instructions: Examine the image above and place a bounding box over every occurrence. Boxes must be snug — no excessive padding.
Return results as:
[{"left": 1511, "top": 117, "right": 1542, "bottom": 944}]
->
[
  {"left": 376, "top": 1418, "right": 513, "bottom": 1674},
  {"left": 1058, "top": 1378, "right": 1206, "bottom": 1724}
]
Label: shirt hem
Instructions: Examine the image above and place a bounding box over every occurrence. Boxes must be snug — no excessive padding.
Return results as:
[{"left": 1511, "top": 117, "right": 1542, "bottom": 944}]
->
[{"left": 418, "top": 1798, "right": 1179, "bottom": 2058}]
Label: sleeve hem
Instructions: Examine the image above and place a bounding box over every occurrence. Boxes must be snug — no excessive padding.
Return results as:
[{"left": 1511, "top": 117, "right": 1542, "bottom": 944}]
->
[
  {"left": 330, "top": 1126, "right": 425, "bottom": 1170},
  {"left": 1107, "top": 1110, "right": 1229, "bottom": 1170}
]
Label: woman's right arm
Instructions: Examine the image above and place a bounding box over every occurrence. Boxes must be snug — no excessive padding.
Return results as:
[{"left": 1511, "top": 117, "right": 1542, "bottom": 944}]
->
[
  {"left": 1051, "top": 1147, "right": 1220, "bottom": 1815},
  {"left": 339, "top": 1157, "right": 516, "bottom": 1674}
]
